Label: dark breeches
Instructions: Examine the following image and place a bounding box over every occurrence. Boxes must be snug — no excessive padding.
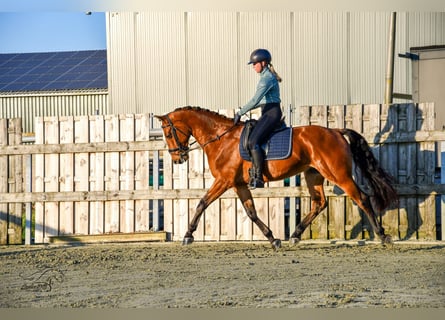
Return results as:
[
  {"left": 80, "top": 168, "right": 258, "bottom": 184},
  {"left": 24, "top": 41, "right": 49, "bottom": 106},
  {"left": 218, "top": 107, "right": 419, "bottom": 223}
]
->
[{"left": 247, "top": 104, "right": 282, "bottom": 150}]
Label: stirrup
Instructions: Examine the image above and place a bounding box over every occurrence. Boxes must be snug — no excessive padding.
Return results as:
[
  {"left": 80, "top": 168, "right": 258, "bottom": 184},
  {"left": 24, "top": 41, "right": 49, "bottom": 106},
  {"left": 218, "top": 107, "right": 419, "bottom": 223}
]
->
[
  {"left": 248, "top": 168, "right": 264, "bottom": 189},
  {"left": 249, "top": 178, "right": 264, "bottom": 190}
]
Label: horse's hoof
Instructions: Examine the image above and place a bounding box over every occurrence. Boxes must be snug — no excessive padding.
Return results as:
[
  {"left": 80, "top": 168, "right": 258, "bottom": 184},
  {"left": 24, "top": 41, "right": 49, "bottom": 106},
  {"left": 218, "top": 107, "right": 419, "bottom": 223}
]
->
[
  {"left": 182, "top": 237, "right": 194, "bottom": 245},
  {"left": 271, "top": 239, "right": 281, "bottom": 250},
  {"left": 381, "top": 235, "right": 392, "bottom": 245},
  {"left": 289, "top": 237, "right": 300, "bottom": 246}
]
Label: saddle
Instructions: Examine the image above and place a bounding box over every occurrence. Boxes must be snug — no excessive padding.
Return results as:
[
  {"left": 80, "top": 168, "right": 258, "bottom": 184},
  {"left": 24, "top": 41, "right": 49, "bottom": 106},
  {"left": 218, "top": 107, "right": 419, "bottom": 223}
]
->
[{"left": 239, "top": 119, "right": 293, "bottom": 161}]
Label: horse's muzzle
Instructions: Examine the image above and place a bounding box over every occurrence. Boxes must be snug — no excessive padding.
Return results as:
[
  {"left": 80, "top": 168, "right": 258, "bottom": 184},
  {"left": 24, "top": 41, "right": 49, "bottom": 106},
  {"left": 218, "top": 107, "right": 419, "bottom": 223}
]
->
[{"left": 173, "top": 153, "right": 189, "bottom": 164}]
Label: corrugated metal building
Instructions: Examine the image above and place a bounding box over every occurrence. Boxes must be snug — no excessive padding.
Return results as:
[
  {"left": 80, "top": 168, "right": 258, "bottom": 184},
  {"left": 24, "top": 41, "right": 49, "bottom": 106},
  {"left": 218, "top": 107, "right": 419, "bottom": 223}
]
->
[
  {"left": 0, "top": 50, "right": 108, "bottom": 133},
  {"left": 106, "top": 12, "right": 445, "bottom": 122}
]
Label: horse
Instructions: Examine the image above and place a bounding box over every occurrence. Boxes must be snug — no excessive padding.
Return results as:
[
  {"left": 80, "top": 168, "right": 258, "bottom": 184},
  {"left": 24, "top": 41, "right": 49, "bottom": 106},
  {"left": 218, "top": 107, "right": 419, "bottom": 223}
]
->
[{"left": 155, "top": 106, "right": 398, "bottom": 249}]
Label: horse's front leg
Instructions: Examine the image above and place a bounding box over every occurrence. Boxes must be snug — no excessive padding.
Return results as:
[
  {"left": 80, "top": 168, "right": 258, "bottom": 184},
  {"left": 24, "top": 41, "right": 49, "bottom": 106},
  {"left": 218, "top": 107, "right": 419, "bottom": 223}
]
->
[
  {"left": 183, "top": 179, "right": 229, "bottom": 245},
  {"left": 234, "top": 185, "right": 281, "bottom": 250}
]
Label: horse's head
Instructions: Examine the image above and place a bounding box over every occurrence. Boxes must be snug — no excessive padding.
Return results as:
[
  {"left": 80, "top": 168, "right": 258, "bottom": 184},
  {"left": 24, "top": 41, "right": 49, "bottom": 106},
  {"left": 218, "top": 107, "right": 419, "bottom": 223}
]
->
[{"left": 155, "top": 114, "right": 191, "bottom": 164}]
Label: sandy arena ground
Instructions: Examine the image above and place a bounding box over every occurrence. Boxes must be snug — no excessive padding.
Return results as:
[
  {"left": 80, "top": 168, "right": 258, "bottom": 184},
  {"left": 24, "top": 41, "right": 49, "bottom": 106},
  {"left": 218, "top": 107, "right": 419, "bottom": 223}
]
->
[{"left": 1, "top": 241, "right": 444, "bottom": 308}]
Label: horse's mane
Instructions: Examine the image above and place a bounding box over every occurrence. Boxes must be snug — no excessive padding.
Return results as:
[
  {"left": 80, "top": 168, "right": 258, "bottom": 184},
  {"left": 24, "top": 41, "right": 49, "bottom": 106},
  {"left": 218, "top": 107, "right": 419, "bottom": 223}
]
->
[{"left": 172, "top": 106, "right": 231, "bottom": 121}]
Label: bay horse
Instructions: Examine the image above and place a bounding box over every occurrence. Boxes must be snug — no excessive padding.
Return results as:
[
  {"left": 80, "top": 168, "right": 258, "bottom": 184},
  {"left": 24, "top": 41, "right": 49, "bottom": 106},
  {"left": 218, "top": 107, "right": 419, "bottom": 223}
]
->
[{"left": 155, "top": 106, "right": 398, "bottom": 249}]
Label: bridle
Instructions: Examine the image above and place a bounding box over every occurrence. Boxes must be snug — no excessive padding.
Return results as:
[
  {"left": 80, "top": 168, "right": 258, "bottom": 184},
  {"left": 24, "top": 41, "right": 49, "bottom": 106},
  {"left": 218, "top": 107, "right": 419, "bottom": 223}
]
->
[
  {"left": 161, "top": 114, "right": 237, "bottom": 161},
  {"left": 162, "top": 115, "right": 191, "bottom": 161}
]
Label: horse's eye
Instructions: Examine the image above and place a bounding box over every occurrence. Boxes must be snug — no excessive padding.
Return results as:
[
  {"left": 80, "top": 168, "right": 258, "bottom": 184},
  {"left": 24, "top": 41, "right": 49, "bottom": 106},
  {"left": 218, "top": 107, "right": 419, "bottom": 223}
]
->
[{"left": 165, "top": 133, "right": 172, "bottom": 139}]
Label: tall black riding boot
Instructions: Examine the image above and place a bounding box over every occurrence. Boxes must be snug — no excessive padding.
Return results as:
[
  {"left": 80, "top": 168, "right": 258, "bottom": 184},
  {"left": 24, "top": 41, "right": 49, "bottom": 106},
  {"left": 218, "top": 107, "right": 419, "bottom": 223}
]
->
[{"left": 249, "top": 146, "right": 265, "bottom": 189}]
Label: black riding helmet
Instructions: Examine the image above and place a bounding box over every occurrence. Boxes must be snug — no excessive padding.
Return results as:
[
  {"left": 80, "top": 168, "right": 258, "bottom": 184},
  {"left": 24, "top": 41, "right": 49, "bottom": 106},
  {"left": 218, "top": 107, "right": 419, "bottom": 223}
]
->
[{"left": 248, "top": 49, "right": 272, "bottom": 65}]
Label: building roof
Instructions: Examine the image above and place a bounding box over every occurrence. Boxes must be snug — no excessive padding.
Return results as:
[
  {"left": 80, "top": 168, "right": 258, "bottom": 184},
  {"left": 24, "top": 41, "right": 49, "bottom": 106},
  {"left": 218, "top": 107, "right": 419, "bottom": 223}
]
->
[{"left": 0, "top": 50, "right": 107, "bottom": 92}]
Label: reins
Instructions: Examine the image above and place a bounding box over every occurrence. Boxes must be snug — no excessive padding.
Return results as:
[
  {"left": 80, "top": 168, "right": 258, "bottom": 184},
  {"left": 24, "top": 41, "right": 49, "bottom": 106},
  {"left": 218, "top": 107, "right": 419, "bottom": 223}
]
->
[{"left": 162, "top": 114, "right": 238, "bottom": 156}]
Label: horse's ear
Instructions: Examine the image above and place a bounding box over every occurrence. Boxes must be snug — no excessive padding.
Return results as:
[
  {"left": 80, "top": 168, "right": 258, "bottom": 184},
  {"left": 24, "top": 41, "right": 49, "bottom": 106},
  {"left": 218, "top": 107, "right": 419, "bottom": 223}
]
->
[{"left": 154, "top": 115, "right": 164, "bottom": 122}]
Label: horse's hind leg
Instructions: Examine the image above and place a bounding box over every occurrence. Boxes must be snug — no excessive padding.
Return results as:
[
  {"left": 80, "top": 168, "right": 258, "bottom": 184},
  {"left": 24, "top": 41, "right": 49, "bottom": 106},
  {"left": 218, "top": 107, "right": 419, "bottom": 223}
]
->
[
  {"left": 289, "top": 168, "right": 327, "bottom": 245},
  {"left": 337, "top": 179, "right": 391, "bottom": 244},
  {"left": 234, "top": 185, "right": 281, "bottom": 250}
]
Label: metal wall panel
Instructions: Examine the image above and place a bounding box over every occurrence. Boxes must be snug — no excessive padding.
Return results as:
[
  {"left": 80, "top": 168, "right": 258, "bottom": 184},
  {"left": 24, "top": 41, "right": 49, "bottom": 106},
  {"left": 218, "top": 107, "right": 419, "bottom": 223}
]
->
[
  {"left": 107, "top": 12, "right": 137, "bottom": 114},
  {"left": 0, "top": 91, "right": 108, "bottom": 133},
  {"left": 135, "top": 12, "right": 186, "bottom": 115},
  {"left": 106, "top": 12, "right": 445, "bottom": 116},
  {"left": 348, "top": 12, "right": 390, "bottom": 104},
  {"left": 187, "top": 12, "right": 238, "bottom": 109},
  {"left": 292, "top": 12, "right": 348, "bottom": 107}
]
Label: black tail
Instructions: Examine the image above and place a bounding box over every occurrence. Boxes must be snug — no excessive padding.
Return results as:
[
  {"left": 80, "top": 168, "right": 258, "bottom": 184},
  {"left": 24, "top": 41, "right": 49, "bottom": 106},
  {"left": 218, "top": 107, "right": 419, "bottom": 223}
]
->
[{"left": 340, "top": 128, "right": 398, "bottom": 212}]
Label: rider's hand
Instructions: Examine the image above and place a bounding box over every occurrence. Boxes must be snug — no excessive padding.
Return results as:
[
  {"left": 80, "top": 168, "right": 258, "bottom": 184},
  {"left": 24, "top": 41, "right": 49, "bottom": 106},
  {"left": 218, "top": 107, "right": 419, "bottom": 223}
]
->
[{"left": 234, "top": 113, "right": 241, "bottom": 125}]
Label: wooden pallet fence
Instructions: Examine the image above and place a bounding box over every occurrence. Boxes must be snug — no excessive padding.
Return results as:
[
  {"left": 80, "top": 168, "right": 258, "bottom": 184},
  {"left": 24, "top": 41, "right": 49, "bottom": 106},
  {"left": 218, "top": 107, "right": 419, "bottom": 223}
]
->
[
  {"left": 0, "top": 118, "right": 23, "bottom": 244},
  {"left": 0, "top": 103, "right": 444, "bottom": 244},
  {"left": 33, "top": 114, "right": 161, "bottom": 243},
  {"left": 293, "top": 103, "right": 443, "bottom": 241}
]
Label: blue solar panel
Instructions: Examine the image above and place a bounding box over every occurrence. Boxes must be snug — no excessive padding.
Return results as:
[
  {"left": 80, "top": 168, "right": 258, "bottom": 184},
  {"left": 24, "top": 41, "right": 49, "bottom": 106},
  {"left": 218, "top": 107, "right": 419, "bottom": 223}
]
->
[{"left": 0, "top": 50, "right": 107, "bottom": 92}]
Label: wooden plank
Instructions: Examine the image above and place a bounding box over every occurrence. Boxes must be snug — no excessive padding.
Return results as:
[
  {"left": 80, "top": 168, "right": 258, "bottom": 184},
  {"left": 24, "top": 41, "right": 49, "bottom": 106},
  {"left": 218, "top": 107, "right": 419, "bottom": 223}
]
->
[
  {"left": 104, "top": 115, "right": 120, "bottom": 233},
  {"left": 48, "top": 231, "right": 167, "bottom": 244},
  {"left": 162, "top": 149, "right": 173, "bottom": 241},
  {"left": 218, "top": 109, "right": 236, "bottom": 241},
  {"left": 173, "top": 155, "right": 189, "bottom": 241},
  {"left": 134, "top": 114, "right": 150, "bottom": 232},
  {"left": 309, "top": 105, "right": 328, "bottom": 239},
  {"left": 151, "top": 150, "right": 160, "bottom": 231},
  {"left": 287, "top": 175, "right": 298, "bottom": 240},
  {"left": 298, "top": 105, "right": 311, "bottom": 240},
  {"left": 59, "top": 117, "right": 74, "bottom": 235},
  {"left": 344, "top": 104, "right": 364, "bottom": 239},
  {"left": 441, "top": 141, "right": 445, "bottom": 241},
  {"left": 89, "top": 115, "right": 104, "bottom": 235},
  {"left": 0, "top": 140, "right": 167, "bottom": 155},
  {"left": 7, "top": 119, "right": 23, "bottom": 244},
  {"left": 0, "top": 119, "right": 8, "bottom": 244},
  {"left": 43, "top": 117, "right": 60, "bottom": 243},
  {"left": 399, "top": 103, "right": 417, "bottom": 240},
  {"left": 189, "top": 146, "right": 205, "bottom": 241},
  {"left": 378, "top": 104, "right": 399, "bottom": 240},
  {"left": 417, "top": 102, "right": 436, "bottom": 239},
  {"left": 74, "top": 116, "right": 89, "bottom": 235},
  {"left": 34, "top": 117, "right": 45, "bottom": 243},
  {"left": 2, "top": 184, "right": 444, "bottom": 204},
  {"left": 268, "top": 180, "right": 285, "bottom": 240},
  {"left": 327, "top": 105, "right": 345, "bottom": 240},
  {"left": 2, "top": 131, "right": 445, "bottom": 156},
  {"left": 120, "top": 114, "right": 135, "bottom": 233},
  {"left": 193, "top": 149, "right": 207, "bottom": 241}
]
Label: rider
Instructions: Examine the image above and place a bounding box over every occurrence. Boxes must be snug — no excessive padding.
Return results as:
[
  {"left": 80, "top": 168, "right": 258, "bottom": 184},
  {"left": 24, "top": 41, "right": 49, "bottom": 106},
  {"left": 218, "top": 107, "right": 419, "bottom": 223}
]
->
[{"left": 233, "top": 48, "right": 283, "bottom": 189}]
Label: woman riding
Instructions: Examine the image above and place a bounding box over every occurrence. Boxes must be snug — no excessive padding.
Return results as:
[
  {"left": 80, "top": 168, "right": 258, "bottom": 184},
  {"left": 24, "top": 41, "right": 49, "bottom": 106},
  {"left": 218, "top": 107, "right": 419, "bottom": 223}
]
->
[{"left": 233, "top": 48, "right": 283, "bottom": 189}]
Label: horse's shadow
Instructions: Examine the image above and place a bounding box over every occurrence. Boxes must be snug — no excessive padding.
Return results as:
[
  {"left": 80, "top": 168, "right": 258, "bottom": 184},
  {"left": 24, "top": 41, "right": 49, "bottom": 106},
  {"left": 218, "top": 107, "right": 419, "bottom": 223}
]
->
[{"left": 349, "top": 104, "right": 440, "bottom": 241}]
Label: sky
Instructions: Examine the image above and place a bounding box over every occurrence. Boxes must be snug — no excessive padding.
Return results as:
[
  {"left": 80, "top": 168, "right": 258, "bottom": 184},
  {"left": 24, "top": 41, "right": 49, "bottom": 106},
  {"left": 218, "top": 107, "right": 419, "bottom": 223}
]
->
[{"left": 0, "top": 12, "right": 106, "bottom": 54}]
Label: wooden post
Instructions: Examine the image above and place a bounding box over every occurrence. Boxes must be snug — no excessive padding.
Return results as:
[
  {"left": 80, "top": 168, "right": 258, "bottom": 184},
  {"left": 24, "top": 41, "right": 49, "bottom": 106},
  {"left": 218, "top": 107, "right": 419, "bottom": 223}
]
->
[
  {"left": 74, "top": 116, "right": 89, "bottom": 235},
  {"left": 104, "top": 115, "right": 120, "bottom": 233},
  {"left": 441, "top": 141, "right": 445, "bottom": 241},
  {"left": 24, "top": 154, "right": 32, "bottom": 245},
  {"left": 0, "top": 119, "right": 8, "bottom": 244},
  {"left": 8, "top": 119, "right": 23, "bottom": 244},
  {"left": 44, "top": 117, "right": 60, "bottom": 242},
  {"left": 90, "top": 115, "right": 105, "bottom": 235},
  {"left": 120, "top": 114, "right": 135, "bottom": 233},
  {"left": 59, "top": 117, "right": 74, "bottom": 235},
  {"left": 134, "top": 114, "right": 150, "bottom": 232},
  {"left": 34, "top": 117, "right": 44, "bottom": 243}
]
